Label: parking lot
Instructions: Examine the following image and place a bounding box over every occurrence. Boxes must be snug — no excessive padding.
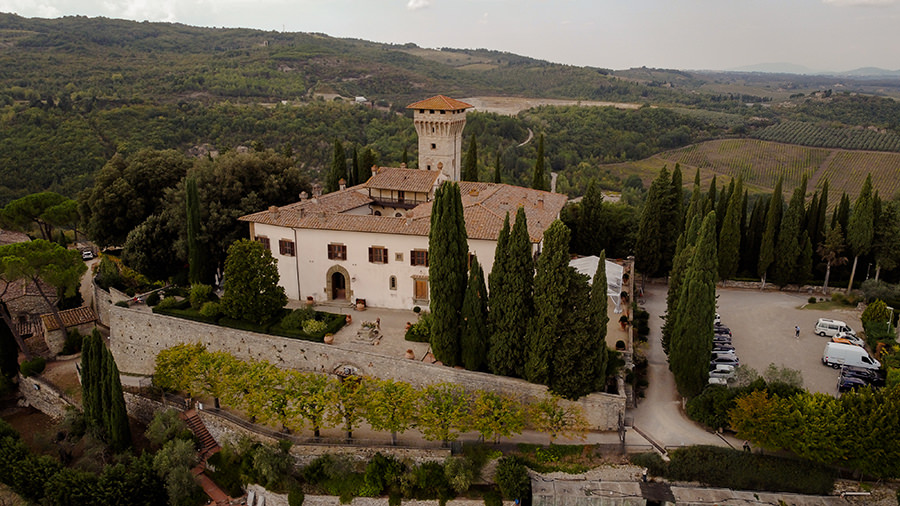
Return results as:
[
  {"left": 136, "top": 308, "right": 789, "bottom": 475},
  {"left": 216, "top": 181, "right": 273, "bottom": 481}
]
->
[{"left": 714, "top": 288, "right": 864, "bottom": 395}]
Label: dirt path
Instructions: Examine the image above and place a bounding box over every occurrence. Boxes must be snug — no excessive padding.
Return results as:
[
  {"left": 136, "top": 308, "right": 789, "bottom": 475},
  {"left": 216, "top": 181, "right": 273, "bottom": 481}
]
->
[
  {"left": 518, "top": 127, "right": 534, "bottom": 147},
  {"left": 461, "top": 96, "right": 640, "bottom": 116}
]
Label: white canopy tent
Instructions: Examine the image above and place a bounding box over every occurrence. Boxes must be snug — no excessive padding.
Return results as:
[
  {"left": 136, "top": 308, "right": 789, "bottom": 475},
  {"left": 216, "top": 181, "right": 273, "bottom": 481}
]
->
[{"left": 569, "top": 256, "right": 625, "bottom": 313}]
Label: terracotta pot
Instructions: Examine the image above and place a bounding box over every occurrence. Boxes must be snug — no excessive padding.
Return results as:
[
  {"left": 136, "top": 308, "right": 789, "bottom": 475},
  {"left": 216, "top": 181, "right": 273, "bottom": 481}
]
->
[
  {"left": 345, "top": 314, "right": 352, "bottom": 324},
  {"left": 323, "top": 333, "right": 334, "bottom": 345},
  {"left": 405, "top": 349, "right": 415, "bottom": 360}
]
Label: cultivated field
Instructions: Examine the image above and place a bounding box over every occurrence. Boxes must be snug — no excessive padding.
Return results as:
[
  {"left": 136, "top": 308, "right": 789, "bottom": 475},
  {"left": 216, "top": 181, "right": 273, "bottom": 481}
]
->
[{"left": 609, "top": 139, "right": 900, "bottom": 203}]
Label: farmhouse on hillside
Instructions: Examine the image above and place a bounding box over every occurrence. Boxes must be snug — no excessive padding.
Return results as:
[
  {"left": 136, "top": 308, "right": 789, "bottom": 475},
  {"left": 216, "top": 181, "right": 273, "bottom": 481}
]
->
[{"left": 239, "top": 95, "right": 567, "bottom": 310}]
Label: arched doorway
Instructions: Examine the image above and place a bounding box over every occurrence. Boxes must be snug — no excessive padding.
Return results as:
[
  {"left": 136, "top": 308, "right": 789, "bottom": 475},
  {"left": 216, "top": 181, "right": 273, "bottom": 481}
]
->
[{"left": 331, "top": 272, "right": 346, "bottom": 300}]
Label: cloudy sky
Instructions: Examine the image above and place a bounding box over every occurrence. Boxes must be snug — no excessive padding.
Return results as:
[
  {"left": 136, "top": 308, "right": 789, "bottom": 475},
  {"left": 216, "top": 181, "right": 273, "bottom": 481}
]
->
[{"left": 2, "top": 0, "right": 899, "bottom": 72}]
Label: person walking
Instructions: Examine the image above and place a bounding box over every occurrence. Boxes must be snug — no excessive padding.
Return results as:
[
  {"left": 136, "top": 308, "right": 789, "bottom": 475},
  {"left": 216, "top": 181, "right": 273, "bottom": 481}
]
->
[{"left": 795, "top": 325, "right": 800, "bottom": 339}]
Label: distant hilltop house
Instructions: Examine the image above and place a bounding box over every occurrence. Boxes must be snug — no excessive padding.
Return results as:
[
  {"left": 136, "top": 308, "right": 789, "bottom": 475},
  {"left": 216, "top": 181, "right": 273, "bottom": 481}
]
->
[{"left": 240, "top": 95, "right": 566, "bottom": 310}]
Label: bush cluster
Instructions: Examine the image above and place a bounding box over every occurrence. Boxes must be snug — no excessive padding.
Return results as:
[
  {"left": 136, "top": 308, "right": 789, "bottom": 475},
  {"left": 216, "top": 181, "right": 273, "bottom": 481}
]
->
[
  {"left": 61, "top": 329, "right": 84, "bottom": 355},
  {"left": 405, "top": 312, "right": 433, "bottom": 343},
  {"left": 19, "top": 357, "right": 46, "bottom": 377}
]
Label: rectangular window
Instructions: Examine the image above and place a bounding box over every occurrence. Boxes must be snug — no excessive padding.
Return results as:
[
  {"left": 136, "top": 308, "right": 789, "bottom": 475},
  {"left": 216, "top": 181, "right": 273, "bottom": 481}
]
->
[
  {"left": 327, "top": 243, "right": 347, "bottom": 260},
  {"left": 395, "top": 252, "right": 404, "bottom": 262},
  {"left": 430, "top": 143, "right": 436, "bottom": 150},
  {"left": 368, "top": 246, "right": 388, "bottom": 264},
  {"left": 410, "top": 249, "right": 429, "bottom": 267},
  {"left": 256, "top": 236, "right": 270, "bottom": 251},
  {"left": 279, "top": 239, "right": 296, "bottom": 257}
]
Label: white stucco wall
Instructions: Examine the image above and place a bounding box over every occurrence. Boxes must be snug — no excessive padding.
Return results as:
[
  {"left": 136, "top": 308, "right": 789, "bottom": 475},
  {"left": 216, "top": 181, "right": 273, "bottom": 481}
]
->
[{"left": 253, "top": 223, "right": 499, "bottom": 310}]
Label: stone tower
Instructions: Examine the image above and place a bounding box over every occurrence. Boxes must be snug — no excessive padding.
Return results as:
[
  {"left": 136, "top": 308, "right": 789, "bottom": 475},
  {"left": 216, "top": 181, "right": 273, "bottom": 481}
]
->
[{"left": 407, "top": 95, "right": 473, "bottom": 181}]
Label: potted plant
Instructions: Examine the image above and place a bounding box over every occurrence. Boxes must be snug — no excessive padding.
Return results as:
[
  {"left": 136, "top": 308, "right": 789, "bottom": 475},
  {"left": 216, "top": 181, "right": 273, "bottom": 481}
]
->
[
  {"left": 619, "top": 315, "right": 629, "bottom": 331},
  {"left": 323, "top": 333, "right": 334, "bottom": 344},
  {"left": 306, "top": 295, "right": 315, "bottom": 307}
]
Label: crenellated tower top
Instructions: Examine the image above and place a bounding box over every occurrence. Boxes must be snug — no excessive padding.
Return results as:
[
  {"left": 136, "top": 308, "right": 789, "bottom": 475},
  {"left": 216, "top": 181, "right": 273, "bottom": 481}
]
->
[{"left": 407, "top": 95, "right": 473, "bottom": 182}]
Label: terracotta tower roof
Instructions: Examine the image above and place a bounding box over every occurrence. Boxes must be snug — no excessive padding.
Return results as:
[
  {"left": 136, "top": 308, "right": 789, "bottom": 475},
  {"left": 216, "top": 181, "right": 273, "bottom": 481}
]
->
[{"left": 406, "top": 95, "right": 473, "bottom": 111}]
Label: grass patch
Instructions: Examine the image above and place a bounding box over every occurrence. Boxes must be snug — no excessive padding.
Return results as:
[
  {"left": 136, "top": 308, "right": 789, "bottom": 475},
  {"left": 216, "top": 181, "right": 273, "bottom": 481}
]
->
[{"left": 513, "top": 444, "right": 599, "bottom": 474}]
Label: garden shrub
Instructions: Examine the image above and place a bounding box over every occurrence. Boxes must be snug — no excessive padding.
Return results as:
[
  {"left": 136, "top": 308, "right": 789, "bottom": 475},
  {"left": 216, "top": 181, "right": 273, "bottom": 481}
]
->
[
  {"left": 483, "top": 489, "right": 503, "bottom": 506},
  {"left": 362, "top": 453, "right": 403, "bottom": 497},
  {"left": 146, "top": 291, "right": 161, "bottom": 306},
  {"left": 115, "top": 300, "right": 130, "bottom": 308},
  {"left": 629, "top": 452, "right": 667, "bottom": 477},
  {"left": 199, "top": 302, "right": 222, "bottom": 319},
  {"left": 282, "top": 307, "right": 316, "bottom": 330},
  {"left": 206, "top": 451, "right": 245, "bottom": 498},
  {"left": 400, "top": 461, "right": 452, "bottom": 501},
  {"left": 302, "top": 319, "right": 328, "bottom": 337},
  {"left": 405, "top": 312, "right": 433, "bottom": 342},
  {"left": 288, "top": 485, "right": 305, "bottom": 506},
  {"left": 155, "top": 296, "right": 181, "bottom": 310},
  {"left": 808, "top": 296, "right": 817, "bottom": 304},
  {"left": 665, "top": 446, "right": 835, "bottom": 495},
  {"left": 145, "top": 409, "right": 192, "bottom": 447},
  {"left": 61, "top": 329, "right": 83, "bottom": 355},
  {"left": 189, "top": 284, "right": 214, "bottom": 310},
  {"left": 443, "top": 456, "right": 476, "bottom": 494},
  {"left": 19, "top": 357, "right": 46, "bottom": 377},
  {"left": 632, "top": 306, "right": 650, "bottom": 342},
  {"left": 862, "top": 299, "right": 891, "bottom": 326},
  {"left": 246, "top": 443, "right": 293, "bottom": 491},
  {"left": 494, "top": 457, "right": 531, "bottom": 506}
]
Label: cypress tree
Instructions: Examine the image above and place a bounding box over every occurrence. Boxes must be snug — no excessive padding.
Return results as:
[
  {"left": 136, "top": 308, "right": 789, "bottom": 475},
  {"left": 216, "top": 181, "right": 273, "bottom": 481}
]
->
[
  {"left": 703, "top": 175, "right": 717, "bottom": 215},
  {"left": 662, "top": 215, "right": 700, "bottom": 355},
  {"left": 578, "top": 180, "right": 604, "bottom": 256},
  {"left": 429, "top": 182, "right": 468, "bottom": 366},
  {"left": 493, "top": 151, "right": 502, "bottom": 184},
  {"left": 796, "top": 232, "right": 813, "bottom": 284},
  {"left": 531, "top": 134, "right": 548, "bottom": 191},
  {"left": 488, "top": 214, "right": 513, "bottom": 375},
  {"left": 774, "top": 180, "right": 806, "bottom": 286},
  {"left": 525, "top": 220, "right": 571, "bottom": 385},
  {"left": 873, "top": 201, "right": 900, "bottom": 280},
  {"left": 490, "top": 207, "right": 532, "bottom": 377},
  {"left": 359, "top": 148, "right": 376, "bottom": 182},
  {"left": 741, "top": 195, "right": 767, "bottom": 274},
  {"left": 635, "top": 166, "right": 672, "bottom": 278},
  {"left": 460, "top": 255, "right": 489, "bottom": 371},
  {"left": 815, "top": 180, "right": 829, "bottom": 248},
  {"left": 463, "top": 136, "right": 478, "bottom": 182},
  {"left": 81, "top": 330, "right": 102, "bottom": 430},
  {"left": 806, "top": 191, "right": 820, "bottom": 248},
  {"left": 718, "top": 176, "right": 743, "bottom": 279},
  {"left": 758, "top": 177, "right": 783, "bottom": 283},
  {"left": 326, "top": 140, "right": 346, "bottom": 193},
  {"left": 350, "top": 146, "right": 359, "bottom": 186},
  {"left": 588, "top": 250, "right": 610, "bottom": 389},
  {"left": 104, "top": 349, "right": 132, "bottom": 451},
  {"left": 670, "top": 164, "right": 685, "bottom": 239},
  {"left": 548, "top": 267, "right": 595, "bottom": 400},
  {"left": 670, "top": 212, "right": 717, "bottom": 398},
  {"left": 715, "top": 179, "right": 733, "bottom": 236},
  {"left": 401, "top": 147, "right": 409, "bottom": 166},
  {"left": 847, "top": 174, "right": 875, "bottom": 292},
  {"left": 684, "top": 169, "right": 703, "bottom": 228},
  {"left": 185, "top": 177, "right": 202, "bottom": 285},
  {"left": 832, "top": 192, "right": 850, "bottom": 239}
]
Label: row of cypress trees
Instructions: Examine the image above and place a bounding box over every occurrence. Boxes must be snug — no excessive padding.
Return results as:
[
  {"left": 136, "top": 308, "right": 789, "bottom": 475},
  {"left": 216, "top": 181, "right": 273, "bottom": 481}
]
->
[
  {"left": 429, "top": 182, "right": 611, "bottom": 400},
  {"left": 81, "top": 329, "right": 132, "bottom": 451}
]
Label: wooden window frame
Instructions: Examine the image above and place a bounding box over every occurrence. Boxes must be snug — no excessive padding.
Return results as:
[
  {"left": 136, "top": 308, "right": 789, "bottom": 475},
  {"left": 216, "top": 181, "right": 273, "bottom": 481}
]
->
[
  {"left": 256, "top": 236, "right": 270, "bottom": 251},
  {"left": 368, "top": 246, "right": 388, "bottom": 264},
  {"left": 327, "top": 243, "right": 347, "bottom": 260},
  {"left": 410, "top": 249, "right": 429, "bottom": 267},
  {"left": 279, "top": 239, "right": 296, "bottom": 257}
]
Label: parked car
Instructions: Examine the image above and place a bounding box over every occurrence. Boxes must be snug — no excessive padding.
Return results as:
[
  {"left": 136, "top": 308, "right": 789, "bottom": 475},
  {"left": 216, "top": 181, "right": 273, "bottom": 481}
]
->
[
  {"left": 710, "top": 356, "right": 740, "bottom": 367},
  {"left": 709, "top": 364, "right": 735, "bottom": 379},
  {"left": 840, "top": 365, "right": 886, "bottom": 387},
  {"left": 714, "top": 313, "right": 722, "bottom": 326},
  {"left": 712, "top": 344, "right": 736, "bottom": 352},
  {"left": 832, "top": 332, "right": 865, "bottom": 347},
  {"left": 714, "top": 327, "right": 732, "bottom": 336},
  {"left": 713, "top": 335, "right": 732, "bottom": 344},
  {"left": 82, "top": 250, "right": 94, "bottom": 260},
  {"left": 712, "top": 349, "right": 737, "bottom": 359},
  {"left": 708, "top": 376, "right": 729, "bottom": 385},
  {"left": 816, "top": 318, "right": 856, "bottom": 337},
  {"left": 823, "top": 342, "right": 880, "bottom": 370},
  {"left": 838, "top": 375, "right": 870, "bottom": 393}
]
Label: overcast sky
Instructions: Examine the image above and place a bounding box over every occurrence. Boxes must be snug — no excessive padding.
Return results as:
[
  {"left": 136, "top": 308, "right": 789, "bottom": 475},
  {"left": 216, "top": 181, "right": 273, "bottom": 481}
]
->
[{"left": 2, "top": 0, "right": 899, "bottom": 72}]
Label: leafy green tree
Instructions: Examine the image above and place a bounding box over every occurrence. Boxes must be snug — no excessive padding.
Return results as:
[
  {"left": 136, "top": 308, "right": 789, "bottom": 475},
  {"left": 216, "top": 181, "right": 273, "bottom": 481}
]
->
[
  {"left": 669, "top": 212, "right": 717, "bottom": 398},
  {"left": 185, "top": 177, "right": 203, "bottom": 284},
  {"left": 416, "top": 383, "right": 470, "bottom": 445},
  {"left": 847, "top": 174, "right": 875, "bottom": 292},
  {"left": 525, "top": 220, "right": 571, "bottom": 385},
  {"left": 220, "top": 239, "right": 286, "bottom": 324},
  {"left": 462, "top": 135, "right": 478, "bottom": 182},
  {"left": 152, "top": 343, "right": 206, "bottom": 396},
  {"left": 460, "top": 255, "right": 488, "bottom": 371},
  {"left": 122, "top": 213, "right": 182, "bottom": 281},
  {"left": 758, "top": 177, "right": 783, "bottom": 285},
  {"left": 489, "top": 207, "right": 532, "bottom": 378},
  {"left": 495, "top": 457, "right": 531, "bottom": 506},
  {"left": 528, "top": 394, "right": 589, "bottom": 443},
  {"left": 531, "top": 134, "right": 548, "bottom": 191},
  {"left": 153, "top": 439, "right": 200, "bottom": 506},
  {"left": 285, "top": 372, "right": 335, "bottom": 439},
  {"left": 0, "top": 239, "right": 86, "bottom": 339},
  {"left": 326, "top": 139, "right": 346, "bottom": 193},
  {"left": 470, "top": 391, "right": 525, "bottom": 443},
  {"left": 189, "top": 350, "right": 237, "bottom": 409},
  {"left": 328, "top": 376, "right": 369, "bottom": 441},
  {"left": 365, "top": 379, "right": 418, "bottom": 446},
  {"left": 817, "top": 224, "right": 848, "bottom": 293},
  {"left": 0, "top": 192, "right": 76, "bottom": 241},
  {"left": 428, "top": 182, "right": 468, "bottom": 366},
  {"left": 145, "top": 409, "right": 190, "bottom": 448},
  {"left": 44, "top": 467, "right": 99, "bottom": 506},
  {"left": 718, "top": 176, "right": 742, "bottom": 279}
]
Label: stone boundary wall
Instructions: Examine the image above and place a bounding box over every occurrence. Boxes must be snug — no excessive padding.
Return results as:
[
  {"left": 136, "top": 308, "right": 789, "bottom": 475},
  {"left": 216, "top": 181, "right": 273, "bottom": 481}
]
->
[
  {"left": 123, "top": 391, "right": 172, "bottom": 425},
  {"left": 18, "top": 375, "right": 78, "bottom": 420},
  {"left": 93, "top": 281, "right": 131, "bottom": 327},
  {"left": 246, "top": 486, "right": 514, "bottom": 506},
  {"left": 110, "top": 307, "right": 626, "bottom": 430}
]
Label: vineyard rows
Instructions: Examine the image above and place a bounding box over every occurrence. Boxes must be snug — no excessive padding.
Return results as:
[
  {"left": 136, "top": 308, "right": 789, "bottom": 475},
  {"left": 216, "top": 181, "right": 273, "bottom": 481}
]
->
[
  {"left": 753, "top": 121, "right": 900, "bottom": 152},
  {"left": 818, "top": 151, "right": 900, "bottom": 201}
]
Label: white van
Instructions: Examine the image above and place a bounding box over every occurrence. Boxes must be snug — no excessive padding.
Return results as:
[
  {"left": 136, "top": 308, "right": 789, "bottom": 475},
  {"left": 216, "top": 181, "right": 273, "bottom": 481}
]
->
[
  {"left": 823, "top": 342, "right": 880, "bottom": 370},
  {"left": 815, "top": 318, "right": 856, "bottom": 337}
]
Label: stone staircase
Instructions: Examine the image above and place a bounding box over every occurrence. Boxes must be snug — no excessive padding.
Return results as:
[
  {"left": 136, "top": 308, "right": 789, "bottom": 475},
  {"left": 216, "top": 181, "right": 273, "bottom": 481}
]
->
[{"left": 180, "top": 409, "right": 220, "bottom": 462}]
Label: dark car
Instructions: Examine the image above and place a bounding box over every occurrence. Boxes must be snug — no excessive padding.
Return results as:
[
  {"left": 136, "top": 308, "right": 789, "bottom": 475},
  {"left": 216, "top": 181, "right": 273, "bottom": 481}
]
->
[
  {"left": 840, "top": 366, "right": 886, "bottom": 387},
  {"left": 838, "top": 376, "right": 870, "bottom": 393},
  {"left": 712, "top": 344, "right": 735, "bottom": 352},
  {"left": 710, "top": 356, "right": 740, "bottom": 367},
  {"left": 713, "top": 336, "right": 732, "bottom": 344},
  {"left": 714, "top": 327, "right": 732, "bottom": 336}
]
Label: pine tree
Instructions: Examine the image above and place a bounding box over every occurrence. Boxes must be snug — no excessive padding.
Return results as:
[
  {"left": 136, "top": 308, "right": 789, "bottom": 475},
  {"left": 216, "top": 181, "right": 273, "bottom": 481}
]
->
[
  {"left": 774, "top": 179, "right": 806, "bottom": 286},
  {"left": 326, "top": 140, "right": 346, "bottom": 193},
  {"left": 185, "top": 177, "right": 202, "bottom": 285},
  {"left": 489, "top": 207, "right": 533, "bottom": 377},
  {"left": 635, "top": 166, "right": 672, "bottom": 278},
  {"left": 847, "top": 174, "right": 875, "bottom": 292},
  {"left": 718, "top": 176, "right": 742, "bottom": 279},
  {"left": 488, "top": 214, "right": 513, "bottom": 375},
  {"left": 525, "top": 220, "right": 571, "bottom": 385},
  {"left": 429, "top": 182, "right": 468, "bottom": 366},
  {"left": 460, "top": 255, "right": 488, "bottom": 371},
  {"left": 758, "top": 177, "right": 783, "bottom": 284},
  {"left": 531, "top": 134, "right": 548, "bottom": 191},
  {"left": 669, "top": 212, "right": 717, "bottom": 398},
  {"left": 493, "top": 151, "right": 502, "bottom": 184},
  {"left": 463, "top": 136, "right": 478, "bottom": 182}
]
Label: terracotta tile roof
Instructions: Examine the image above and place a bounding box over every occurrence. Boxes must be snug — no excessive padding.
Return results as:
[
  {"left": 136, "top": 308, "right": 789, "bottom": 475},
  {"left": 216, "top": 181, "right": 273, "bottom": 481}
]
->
[
  {"left": 366, "top": 167, "right": 442, "bottom": 193},
  {"left": 0, "top": 229, "right": 30, "bottom": 246},
  {"left": 406, "top": 95, "right": 473, "bottom": 111},
  {"left": 41, "top": 306, "right": 97, "bottom": 331},
  {"left": 241, "top": 187, "right": 373, "bottom": 227},
  {"left": 1, "top": 278, "right": 56, "bottom": 301},
  {"left": 241, "top": 172, "right": 567, "bottom": 242}
]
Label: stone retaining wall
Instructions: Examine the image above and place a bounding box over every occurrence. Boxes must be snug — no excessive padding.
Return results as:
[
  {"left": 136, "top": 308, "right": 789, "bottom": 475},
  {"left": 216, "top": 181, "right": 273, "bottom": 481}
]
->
[
  {"left": 246, "top": 487, "right": 513, "bottom": 506},
  {"left": 123, "top": 391, "right": 172, "bottom": 425},
  {"left": 18, "top": 375, "right": 77, "bottom": 420},
  {"left": 110, "top": 307, "right": 626, "bottom": 430},
  {"left": 93, "top": 282, "right": 131, "bottom": 327}
]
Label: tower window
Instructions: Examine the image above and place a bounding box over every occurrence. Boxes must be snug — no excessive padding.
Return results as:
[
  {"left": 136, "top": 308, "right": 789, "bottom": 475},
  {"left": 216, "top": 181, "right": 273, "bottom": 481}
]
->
[{"left": 431, "top": 143, "right": 436, "bottom": 150}]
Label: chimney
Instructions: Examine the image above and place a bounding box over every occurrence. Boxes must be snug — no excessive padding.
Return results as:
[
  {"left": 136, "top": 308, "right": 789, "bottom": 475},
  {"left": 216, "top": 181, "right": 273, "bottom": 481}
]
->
[
  {"left": 312, "top": 183, "right": 323, "bottom": 198},
  {"left": 299, "top": 191, "right": 309, "bottom": 201},
  {"left": 400, "top": 162, "right": 407, "bottom": 169},
  {"left": 469, "top": 189, "right": 479, "bottom": 197},
  {"left": 537, "top": 197, "right": 544, "bottom": 210},
  {"left": 339, "top": 178, "right": 346, "bottom": 191},
  {"left": 268, "top": 205, "right": 279, "bottom": 218}
]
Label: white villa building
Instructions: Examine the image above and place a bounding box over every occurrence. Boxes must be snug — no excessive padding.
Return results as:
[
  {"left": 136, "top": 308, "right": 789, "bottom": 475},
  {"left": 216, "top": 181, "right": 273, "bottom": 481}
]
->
[{"left": 240, "top": 95, "right": 567, "bottom": 310}]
